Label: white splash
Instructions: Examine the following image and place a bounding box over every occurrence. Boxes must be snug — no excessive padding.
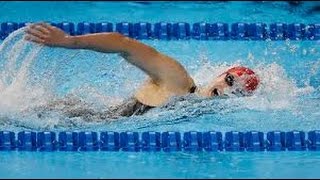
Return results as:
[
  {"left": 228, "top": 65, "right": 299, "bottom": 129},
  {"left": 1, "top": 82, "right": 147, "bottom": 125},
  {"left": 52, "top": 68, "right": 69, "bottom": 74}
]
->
[{"left": 0, "top": 27, "right": 54, "bottom": 119}]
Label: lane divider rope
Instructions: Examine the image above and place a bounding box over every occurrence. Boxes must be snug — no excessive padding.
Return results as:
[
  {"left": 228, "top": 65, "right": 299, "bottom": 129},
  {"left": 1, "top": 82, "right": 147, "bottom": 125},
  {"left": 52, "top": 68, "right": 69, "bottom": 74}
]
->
[
  {"left": 0, "top": 130, "right": 319, "bottom": 152},
  {"left": 0, "top": 22, "right": 319, "bottom": 40}
]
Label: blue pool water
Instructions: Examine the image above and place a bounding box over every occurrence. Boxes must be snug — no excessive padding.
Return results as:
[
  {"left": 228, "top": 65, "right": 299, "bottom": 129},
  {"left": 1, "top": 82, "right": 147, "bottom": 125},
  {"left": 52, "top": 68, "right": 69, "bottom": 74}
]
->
[{"left": 0, "top": 1, "right": 320, "bottom": 178}]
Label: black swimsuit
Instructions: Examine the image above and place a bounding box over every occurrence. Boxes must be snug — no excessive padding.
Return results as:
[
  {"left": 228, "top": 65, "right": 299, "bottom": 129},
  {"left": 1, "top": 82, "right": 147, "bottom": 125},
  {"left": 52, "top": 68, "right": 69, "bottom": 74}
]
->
[
  {"left": 111, "top": 85, "right": 197, "bottom": 117},
  {"left": 34, "top": 86, "right": 198, "bottom": 121}
]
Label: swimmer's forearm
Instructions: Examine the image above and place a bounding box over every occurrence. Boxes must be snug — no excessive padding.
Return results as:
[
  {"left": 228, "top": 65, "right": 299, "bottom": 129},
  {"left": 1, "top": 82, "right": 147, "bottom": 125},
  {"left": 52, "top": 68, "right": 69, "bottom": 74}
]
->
[
  {"left": 64, "top": 33, "right": 130, "bottom": 54},
  {"left": 63, "top": 33, "right": 162, "bottom": 79},
  {"left": 25, "top": 23, "right": 131, "bottom": 54}
]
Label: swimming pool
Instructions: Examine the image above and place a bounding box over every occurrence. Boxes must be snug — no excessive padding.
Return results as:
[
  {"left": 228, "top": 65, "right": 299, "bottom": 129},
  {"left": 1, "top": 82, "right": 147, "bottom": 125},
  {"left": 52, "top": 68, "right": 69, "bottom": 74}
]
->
[{"left": 0, "top": 1, "right": 320, "bottom": 178}]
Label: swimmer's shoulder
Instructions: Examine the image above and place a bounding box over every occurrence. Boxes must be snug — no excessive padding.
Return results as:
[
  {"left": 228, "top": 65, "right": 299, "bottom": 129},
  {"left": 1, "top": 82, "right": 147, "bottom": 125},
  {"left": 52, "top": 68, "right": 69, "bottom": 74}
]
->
[{"left": 135, "top": 77, "right": 195, "bottom": 107}]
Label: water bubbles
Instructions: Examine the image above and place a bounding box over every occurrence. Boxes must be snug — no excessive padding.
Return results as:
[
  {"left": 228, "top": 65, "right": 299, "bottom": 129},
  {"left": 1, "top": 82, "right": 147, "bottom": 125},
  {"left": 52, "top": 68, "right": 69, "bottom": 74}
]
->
[
  {"left": 309, "top": 48, "right": 317, "bottom": 54},
  {"left": 302, "top": 49, "right": 307, "bottom": 55}
]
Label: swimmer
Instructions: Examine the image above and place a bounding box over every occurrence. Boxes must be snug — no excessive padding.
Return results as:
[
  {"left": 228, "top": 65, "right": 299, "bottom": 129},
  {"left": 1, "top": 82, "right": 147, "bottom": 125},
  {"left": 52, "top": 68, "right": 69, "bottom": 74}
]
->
[{"left": 24, "top": 23, "right": 260, "bottom": 119}]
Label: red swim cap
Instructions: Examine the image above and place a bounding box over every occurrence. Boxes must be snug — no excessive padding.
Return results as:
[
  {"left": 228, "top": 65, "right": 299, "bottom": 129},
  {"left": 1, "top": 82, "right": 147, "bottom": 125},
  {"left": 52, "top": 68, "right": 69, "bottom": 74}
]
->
[{"left": 226, "top": 66, "right": 259, "bottom": 93}]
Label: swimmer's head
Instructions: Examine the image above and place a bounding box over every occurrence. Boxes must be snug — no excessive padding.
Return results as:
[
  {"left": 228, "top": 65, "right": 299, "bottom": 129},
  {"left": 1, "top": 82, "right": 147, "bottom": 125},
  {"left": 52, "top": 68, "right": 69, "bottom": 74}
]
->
[{"left": 200, "top": 66, "right": 260, "bottom": 97}]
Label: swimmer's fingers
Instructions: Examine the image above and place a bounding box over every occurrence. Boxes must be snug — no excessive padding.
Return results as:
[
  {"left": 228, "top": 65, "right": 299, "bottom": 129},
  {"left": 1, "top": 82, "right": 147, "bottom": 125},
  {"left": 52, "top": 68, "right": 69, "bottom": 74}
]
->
[
  {"left": 34, "top": 22, "right": 67, "bottom": 38},
  {"left": 25, "top": 22, "right": 68, "bottom": 47},
  {"left": 38, "top": 22, "right": 57, "bottom": 32},
  {"left": 24, "top": 34, "right": 45, "bottom": 44},
  {"left": 25, "top": 27, "right": 48, "bottom": 40},
  {"left": 27, "top": 23, "right": 51, "bottom": 34},
  {"left": 27, "top": 22, "right": 55, "bottom": 34},
  {"left": 33, "top": 23, "right": 51, "bottom": 35}
]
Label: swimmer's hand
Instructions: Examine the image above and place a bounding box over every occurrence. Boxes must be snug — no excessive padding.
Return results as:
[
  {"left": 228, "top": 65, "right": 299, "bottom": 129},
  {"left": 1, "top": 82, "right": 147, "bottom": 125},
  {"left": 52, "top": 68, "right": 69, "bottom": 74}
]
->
[{"left": 24, "top": 23, "right": 72, "bottom": 47}]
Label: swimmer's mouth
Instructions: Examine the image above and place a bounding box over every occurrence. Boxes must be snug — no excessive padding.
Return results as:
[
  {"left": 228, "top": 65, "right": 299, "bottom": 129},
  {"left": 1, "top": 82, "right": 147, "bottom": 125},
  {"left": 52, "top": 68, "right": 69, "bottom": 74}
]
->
[
  {"left": 212, "top": 88, "right": 248, "bottom": 98},
  {"left": 212, "top": 88, "right": 229, "bottom": 98}
]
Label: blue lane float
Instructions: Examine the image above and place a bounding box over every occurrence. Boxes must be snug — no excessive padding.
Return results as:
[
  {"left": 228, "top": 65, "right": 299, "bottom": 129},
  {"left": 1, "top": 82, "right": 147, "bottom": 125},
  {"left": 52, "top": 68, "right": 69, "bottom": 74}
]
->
[
  {"left": 269, "top": 23, "right": 288, "bottom": 40},
  {"left": 95, "top": 22, "right": 113, "bottom": 34},
  {"left": 202, "top": 131, "right": 223, "bottom": 151},
  {"left": 308, "top": 130, "right": 320, "bottom": 151},
  {"left": 183, "top": 131, "right": 203, "bottom": 151},
  {"left": 286, "top": 131, "right": 306, "bottom": 151},
  {"left": 244, "top": 131, "right": 265, "bottom": 152},
  {"left": 162, "top": 131, "right": 182, "bottom": 152},
  {"left": 1, "top": 130, "right": 320, "bottom": 152},
  {"left": 1, "top": 22, "right": 18, "bottom": 40},
  {"left": 266, "top": 131, "right": 286, "bottom": 151},
  {"left": 192, "top": 22, "right": 208, "bottom": 40},
  {"left": 79, "top": 131, "right": 99, "bottom": 151},
  {"left": 133, "top": 22, "right": 152, "bottom": 39},
  {"left": 231, "top": 23, "right": 249, "bottom": 40},
  {"left": 172, "top": 22, "right": 191, "bottom": 40},
  {"left": 76, "top": 22, "right": 96, "bottom": 35},
  {"left": 116, "top": 22, "right": 134, "bottom": 38},
  {"left": 0, "top": 131, "right": 15, "bottom": 151},
  {"left": 58, "top": 131, "right": 79, "bottom": 151},
  {"left": 1, "top": 22, "right": 319, "bottom": 40},
  {"left": 225, "top": 131, "right": 245, "bottom": 152},
  {"left": 57, "top": 22, "right": 75, "bottom": 36},
  {"left": 153, "top": 22, "right": 173, "bottom": 40},
  {"left": 37, "top": 131, "right": 57, "bottom": 151},
  {"left": 100, "top": 131, "right": 120, "bottom": 151},
  {"left": 248, "top": 23, "right": 267, "bottom": 40},
  {"left": 141, "top": 131, "right": 161, "bottom": 151},
  {"left": 288, "top": 23, "right": 305, "bottom": 40},
  {"left": 18, "top": 131, "right": 37, "bottom": 151},
  {"left": 207, "top": 23, "right": 229, "bottom": 40},
  {"left": 120, "top": 131, "right": 140, "bottom": 152}
]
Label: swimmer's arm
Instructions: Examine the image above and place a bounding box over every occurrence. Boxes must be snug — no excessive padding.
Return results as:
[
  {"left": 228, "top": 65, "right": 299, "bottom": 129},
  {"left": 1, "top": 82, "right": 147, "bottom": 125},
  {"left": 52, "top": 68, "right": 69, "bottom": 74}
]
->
[{"left": 25, "top": 23, "right": 195, "bottom": 90}]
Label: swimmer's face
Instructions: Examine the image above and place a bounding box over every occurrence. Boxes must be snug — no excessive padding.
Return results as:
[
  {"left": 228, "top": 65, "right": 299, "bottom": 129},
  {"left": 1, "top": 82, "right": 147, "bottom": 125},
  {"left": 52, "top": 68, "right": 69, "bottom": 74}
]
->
[{"left": 203, "top": 72, "right": 246, "bottom": 97}]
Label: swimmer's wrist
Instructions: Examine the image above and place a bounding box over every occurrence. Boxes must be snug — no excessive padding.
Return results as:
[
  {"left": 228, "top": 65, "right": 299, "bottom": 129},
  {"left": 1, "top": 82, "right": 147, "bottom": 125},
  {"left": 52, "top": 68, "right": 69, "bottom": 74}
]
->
[{"left": 62, "top": 36, "right": 78, "bottom": 48}]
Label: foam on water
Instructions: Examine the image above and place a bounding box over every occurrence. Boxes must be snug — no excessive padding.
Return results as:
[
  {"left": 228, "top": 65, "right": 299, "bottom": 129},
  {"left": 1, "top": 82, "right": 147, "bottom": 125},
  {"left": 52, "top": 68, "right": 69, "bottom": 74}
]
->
[{"left": 0, "top": 27, "right": 318, "bottom": 131}]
